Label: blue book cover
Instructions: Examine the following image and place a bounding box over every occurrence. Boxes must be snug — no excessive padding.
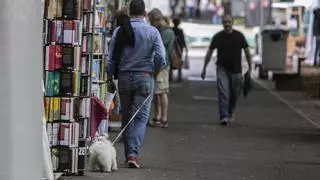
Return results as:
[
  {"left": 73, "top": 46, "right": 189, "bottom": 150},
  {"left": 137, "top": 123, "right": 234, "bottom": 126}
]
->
[
  {"left": 92, "top": 60, "right": 100, "bottom": 81},
  {"left": 46, "top": 72, "right": 60, "bottom": 96}
]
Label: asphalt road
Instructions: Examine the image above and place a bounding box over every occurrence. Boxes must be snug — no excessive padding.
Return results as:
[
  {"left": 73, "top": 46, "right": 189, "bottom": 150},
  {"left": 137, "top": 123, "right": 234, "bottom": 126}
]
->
[{"left": 65, "top": 65, "right": 320, "bottom": 180}]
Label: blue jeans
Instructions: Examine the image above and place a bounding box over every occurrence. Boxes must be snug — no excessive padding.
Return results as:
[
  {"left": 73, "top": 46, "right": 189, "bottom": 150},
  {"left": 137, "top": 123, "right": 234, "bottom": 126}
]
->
[
  {"left": 118, "top": 72, "right": 154, "bottom": 158},
  {"left": 216, "top": 66, "right": 243, "bottom": 120},
  {"left": 187, "top": 6, "right": 195, "bottom": 18}
]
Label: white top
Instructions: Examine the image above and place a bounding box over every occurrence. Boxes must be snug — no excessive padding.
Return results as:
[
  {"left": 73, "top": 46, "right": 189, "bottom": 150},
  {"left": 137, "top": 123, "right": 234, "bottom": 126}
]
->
[{"left": 186, "top": 0, "right": 196, "bottom": 7}]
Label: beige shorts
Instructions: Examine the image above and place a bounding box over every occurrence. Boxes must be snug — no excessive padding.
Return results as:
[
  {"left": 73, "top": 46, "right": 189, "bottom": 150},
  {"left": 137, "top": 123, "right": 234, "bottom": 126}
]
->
[{"left": 155, "top": 67, "right": 169, "bottom": 94}]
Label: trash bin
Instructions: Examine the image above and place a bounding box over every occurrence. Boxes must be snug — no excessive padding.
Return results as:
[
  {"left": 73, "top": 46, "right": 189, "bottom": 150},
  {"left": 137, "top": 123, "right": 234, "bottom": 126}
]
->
[{"left": 261, "top": 25, "right": 289, "bottom": 71}]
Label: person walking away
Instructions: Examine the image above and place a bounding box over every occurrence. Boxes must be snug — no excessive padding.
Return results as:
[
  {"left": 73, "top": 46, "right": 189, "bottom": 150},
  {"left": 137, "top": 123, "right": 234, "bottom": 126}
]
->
[
  {"left": 106, "top": 0, "right": 166, "bottom": 168},
  {"left": 171, "top": 17, "right": 188, "bottom": 82},
  {"left": 148, "top": 8, "right": 175, "bottom": 128},
  {"left": 201, "top": 14, "right": 252, "bottom": 126},
  {"left": 186, "top": 0, "right": 196, "bottom": 19}
]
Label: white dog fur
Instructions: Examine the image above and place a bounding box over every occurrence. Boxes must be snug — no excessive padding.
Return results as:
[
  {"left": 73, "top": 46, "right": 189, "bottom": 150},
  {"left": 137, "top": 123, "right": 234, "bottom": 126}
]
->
[{"left": 88, "top": 134, "right": 118, "bottom": 172}]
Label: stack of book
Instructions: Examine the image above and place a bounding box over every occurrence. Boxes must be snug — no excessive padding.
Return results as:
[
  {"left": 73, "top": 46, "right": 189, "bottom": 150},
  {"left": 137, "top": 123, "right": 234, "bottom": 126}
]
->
[{"left": 42, "top": 0, "right": 91, "bottom": 175}]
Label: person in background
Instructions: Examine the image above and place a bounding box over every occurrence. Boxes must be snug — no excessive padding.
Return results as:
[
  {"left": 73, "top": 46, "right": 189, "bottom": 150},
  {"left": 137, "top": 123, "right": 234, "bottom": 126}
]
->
[
  {"left": 106, "top": 0, "right": 166, "bottom": 168},
  {"left": 201, "top": 14, "right": 252, "bottom": 126},
  {"left": 148, "top": 8, "right": 175, "bottom": 128},
  {"left": 171, "top": 17, "right": 188, "bottom": 82},
  {"left": 186, "top": 0, "right": 196, "bottom": 19}
]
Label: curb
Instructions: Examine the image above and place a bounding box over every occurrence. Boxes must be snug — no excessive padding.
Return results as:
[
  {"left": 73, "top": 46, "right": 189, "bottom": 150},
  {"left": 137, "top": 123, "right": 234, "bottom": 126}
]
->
[{"left": 252, "top": 78, "right": 320, "bottom": 129}]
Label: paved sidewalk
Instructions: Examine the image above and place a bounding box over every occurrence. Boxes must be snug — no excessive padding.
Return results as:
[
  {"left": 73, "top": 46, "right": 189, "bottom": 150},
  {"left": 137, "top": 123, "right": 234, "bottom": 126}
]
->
[
  {"left": 62, "top": 80, "right": 320, "bottom": 180},
  {"left": 254, "top": 78, "right": 320, "bottom": 129}
]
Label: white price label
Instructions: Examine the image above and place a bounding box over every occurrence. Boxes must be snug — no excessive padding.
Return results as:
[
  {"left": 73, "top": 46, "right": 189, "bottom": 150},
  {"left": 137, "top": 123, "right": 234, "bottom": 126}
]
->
[{"left": 78, "top": 147, "right": 86, "bottom": 156}]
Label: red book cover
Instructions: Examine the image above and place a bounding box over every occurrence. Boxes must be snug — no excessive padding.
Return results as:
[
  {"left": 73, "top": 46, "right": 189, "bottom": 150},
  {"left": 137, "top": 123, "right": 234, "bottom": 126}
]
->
[
  {"left": 47, "top": 46, "right": 55, "bottom": 70},
  {"left": 60, "top": 98, "right": 67, "bottom": 117},
  {"left": 54, "top": 46, "right": 62, "bottom": 69},
  {"left": 63, "top": 21, "right": 74, "bottom": 44},
  {"left": 50, "top": 21, "right": 56, "bottom": 43},
  {"left": 58, "top": 124, "right": 66, "bottom": 141}
]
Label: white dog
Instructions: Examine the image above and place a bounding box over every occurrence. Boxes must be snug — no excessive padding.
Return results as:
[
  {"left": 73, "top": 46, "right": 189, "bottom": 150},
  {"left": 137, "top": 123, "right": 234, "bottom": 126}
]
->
[{"left": 88, "top": 134, "right": 118, "bottom": 172}]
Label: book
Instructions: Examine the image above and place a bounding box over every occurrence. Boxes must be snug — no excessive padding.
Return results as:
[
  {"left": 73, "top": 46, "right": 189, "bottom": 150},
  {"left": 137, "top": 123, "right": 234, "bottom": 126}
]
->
[
  {"left": 45, "top": 0, "right": 63, "bottom": 20},
  {"left": 73, "top": 47, "right": 81, "bottom": 71},
  {"left": 73, "top": 72, "right": 81, "bottom": 96},
  {"left": 48, "top": 20, "right": 82, "bottom": 45},
  {"left": 62, "top": 0, "right": 77, "bottom": 20},
  {"left": 80, "top": 56, "right": 89, "bottom": 74},
  {"left": 91, "top": 84, "right": 101, "bottom": 99},
  {"left": 45, "top": 45, "right": 62, "bottom": 71},
  {"left": 60, "top": 97, "right": 75, "bottom": 121},
  {"left": 62, "top": 47, "right": 74, "bottom": 70},
  {"left": 91, "top": 60, "right": 100, "bottom": 81},
  {"left": 79, "top": 98, "right": 90, "bottom": 118},
  {"left": 50, "top": 20, "right": 63, "bottom": 44},
  {"left": 80, "top": 76, "right": 90, "bottom": 96},
  {"left": 60, "top": 72, "right": 73, "bottom": 96},
  {"left": 50, "top": 97, "right": 61, "bottom": 122},
  {"left": 45, "top": 72, "right": 60, "bottom": 96},
  {"left": 93, "top": 34, "right": 103, "bottom": 54},
  {"left": 45, "top": 0, "right": 82, "bottom": 20}
]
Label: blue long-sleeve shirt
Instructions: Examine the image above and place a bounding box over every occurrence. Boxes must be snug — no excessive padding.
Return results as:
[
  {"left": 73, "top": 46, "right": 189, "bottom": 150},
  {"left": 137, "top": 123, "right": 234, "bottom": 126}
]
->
[{"left": 106, "top": 18, "right": 166, "bottom": 75}]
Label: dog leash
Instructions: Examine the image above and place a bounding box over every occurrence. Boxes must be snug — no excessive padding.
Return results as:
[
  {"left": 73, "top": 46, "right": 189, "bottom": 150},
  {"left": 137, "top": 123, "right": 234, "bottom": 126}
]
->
[{"left": 111, "top": 93, "right": 153, "bottom": 145}]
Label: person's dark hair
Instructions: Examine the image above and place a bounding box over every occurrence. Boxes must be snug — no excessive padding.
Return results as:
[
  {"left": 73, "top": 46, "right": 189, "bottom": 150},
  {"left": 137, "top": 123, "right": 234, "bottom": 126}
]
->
[
  {"left": 111, "top": 9, "right": 135, "bottom": 79},
  {"left": 129, "top": 0, "right": 146, "bottom": 16},
  {"left": 114, "top": 10, "right": 134, "bottom": 47},
  {"left": 223, "top": 14, "right": 233, "bottom": 20},
  {"left": 173, "top": 17, "right": 181, "bottom": 27},
  {"left": 116, "top": 10, "right": 129, "bottom": 27}
]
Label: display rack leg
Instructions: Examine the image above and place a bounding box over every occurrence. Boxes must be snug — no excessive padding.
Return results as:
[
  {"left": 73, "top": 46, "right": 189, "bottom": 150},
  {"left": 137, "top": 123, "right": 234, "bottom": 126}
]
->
[{"left": 0, "top": 0, "right": 43, "bottom": 180}]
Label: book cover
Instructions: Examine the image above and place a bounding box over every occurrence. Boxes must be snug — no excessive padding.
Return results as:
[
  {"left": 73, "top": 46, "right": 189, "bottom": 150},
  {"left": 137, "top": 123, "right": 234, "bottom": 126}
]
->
[
  {"left": 50, "top": 20, "right": 63, "bottom": 44},
  {"left": 45, "top": 0, "right": 63, "bottom": 19},
  {"left": 91, "top": 60, "right": 100, "bottom": 81},
  {"left": 91, "top": 84, "right": 101, "bottom": 99},
  {"left": 74, "top": 47, "right": 81, "bottom": 71},
  {"left": 60, "top": 72, "right": 73, "bottom": 96},
  {"left": 80, "top": 76, "right": 89, "bottom": 97},
  {"left": 63, "top": 21, "right": 74, "bottom": 44},
  {"left": 62, "top": 0, "right": 76, "bottom": 20},
  {"left": 46, "top": 45, "right": 63, "bottom": 71},
  {"left": 60, "top": 98, "right": 74, "bottom": 121},
  {"left": 80, "top": 56, "right": 89, "bottom": 74},
  {"left": 73, "top": 72, "right": 81, "bottom": 96},
  {"left": 82, "top": 36, "right": 88, "bottom": 53},
  {"left": 50, "top": 97, "right": 61, "bottom": 121},
  {"left": 73, "top": 20, "right": 81, "bottom": 45},
  {"left": 45, "top": 72, "right": 60, "bottom": 96},
  {"left": 79, "top": 98, "right": 90, "bottom": 118},
  {"left": 79, "top": 118, "right": 88, "bottom": 139},
  {"left": 93, "top": 34, "right": 103, "bottom": 54},
  {"left": 62, "top": 47, "right": 74, "bottom": 70}
]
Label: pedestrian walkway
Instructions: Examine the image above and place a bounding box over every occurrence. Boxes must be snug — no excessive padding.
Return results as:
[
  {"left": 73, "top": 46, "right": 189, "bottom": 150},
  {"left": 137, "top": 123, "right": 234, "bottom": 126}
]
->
[{"left": 66, "top": 80, "right": 320, "bottom": 180}]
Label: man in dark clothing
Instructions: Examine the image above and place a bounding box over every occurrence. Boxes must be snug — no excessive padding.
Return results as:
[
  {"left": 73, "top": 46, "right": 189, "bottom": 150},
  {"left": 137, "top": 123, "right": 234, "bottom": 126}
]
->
[
  {"left": 170, "top": 17, "right": 188, "bottom": 82},
  {"left": 201, "top": 14, "right": 252, "bottom": 126}
]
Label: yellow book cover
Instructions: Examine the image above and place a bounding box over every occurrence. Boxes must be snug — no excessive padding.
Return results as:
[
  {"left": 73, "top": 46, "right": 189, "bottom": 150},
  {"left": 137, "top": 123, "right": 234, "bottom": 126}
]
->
[
  {"left": 52, "top": 97, "right": 61, "bottom": 121},
  {"left": 44, "top": 97, "right": 50, "bottom": 122},
  {"left": 73, "top": 72, "right": 81, "bottom": 96}
]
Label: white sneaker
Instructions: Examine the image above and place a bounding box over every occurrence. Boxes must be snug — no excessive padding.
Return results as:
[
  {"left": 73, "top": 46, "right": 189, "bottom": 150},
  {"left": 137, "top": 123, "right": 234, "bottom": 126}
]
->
[{"left": 220, "top": 118, "right": 230, "bottom": 126}]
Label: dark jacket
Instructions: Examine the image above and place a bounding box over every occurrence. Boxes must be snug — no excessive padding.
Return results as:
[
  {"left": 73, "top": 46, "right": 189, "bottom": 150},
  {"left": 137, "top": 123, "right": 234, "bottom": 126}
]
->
[{"left": 243, "top": 72, "right": 252, "bottom": 98}]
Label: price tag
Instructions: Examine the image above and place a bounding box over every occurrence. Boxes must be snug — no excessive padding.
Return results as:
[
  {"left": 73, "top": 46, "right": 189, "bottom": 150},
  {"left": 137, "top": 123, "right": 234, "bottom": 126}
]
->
[{"left": 78, "top": 147, "right": 86, "bottom": 156}]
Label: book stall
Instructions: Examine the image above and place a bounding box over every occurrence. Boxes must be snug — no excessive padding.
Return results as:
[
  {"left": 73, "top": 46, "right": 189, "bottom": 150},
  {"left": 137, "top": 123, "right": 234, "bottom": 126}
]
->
[{"left": 41, "top": 0, "right": 121, "bottom": 176}]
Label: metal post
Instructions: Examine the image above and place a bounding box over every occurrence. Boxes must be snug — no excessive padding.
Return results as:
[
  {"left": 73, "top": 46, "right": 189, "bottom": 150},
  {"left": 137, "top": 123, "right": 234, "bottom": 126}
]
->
[
  {"left": 259, "top": 0, "right": 264, "bottom": 69},
  {"left": 0, "top": 0, "right": 43, "bottom": 180}
]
